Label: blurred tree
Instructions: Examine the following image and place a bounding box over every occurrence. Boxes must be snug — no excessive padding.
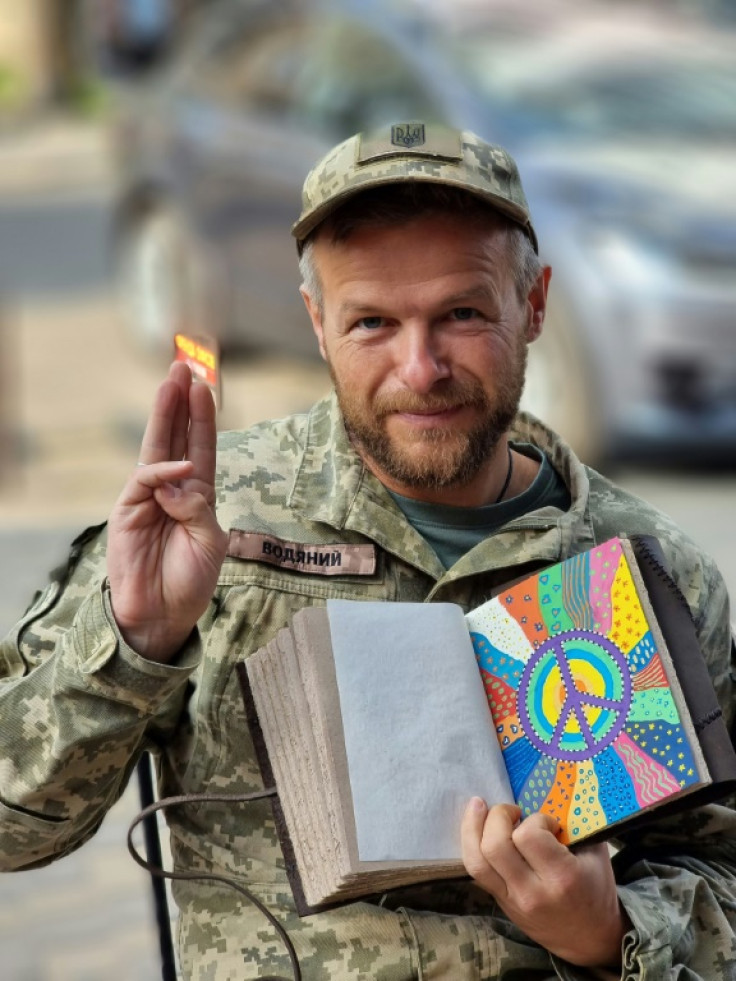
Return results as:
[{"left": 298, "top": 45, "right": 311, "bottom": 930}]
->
[{"left": 45, "top": 0, "right": 86, "bottom": 104}]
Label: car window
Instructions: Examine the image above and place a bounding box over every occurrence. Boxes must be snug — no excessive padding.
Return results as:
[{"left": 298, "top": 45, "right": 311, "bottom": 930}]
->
[
  {"left": 454, "top": 35, "right": 736, "bottom": 143},
  {"left": 503, "top": 62, "right": 736, "bottom": 140},
  {"left": 293, "top": 18, "right": 443, "bottom": 135},
  {"left": 194, "top": 20, "right": 310, "bottom": 114},
  {"left": 175, "top": 12, "right": 443, "bottom": 136}
]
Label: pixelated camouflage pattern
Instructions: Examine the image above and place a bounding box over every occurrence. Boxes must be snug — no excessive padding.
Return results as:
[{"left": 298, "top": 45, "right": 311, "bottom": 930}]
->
[
  {"left": 2, "top": 392, "right": 736, "bottom": 980},
  {"left": 292, "top": 122, "right": 539, "bottom": 252}
]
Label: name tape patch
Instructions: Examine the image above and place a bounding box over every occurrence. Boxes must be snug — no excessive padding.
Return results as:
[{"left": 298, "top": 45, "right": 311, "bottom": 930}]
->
[{"left": 228, "top": 530, "right": 377, "bottom": 577}]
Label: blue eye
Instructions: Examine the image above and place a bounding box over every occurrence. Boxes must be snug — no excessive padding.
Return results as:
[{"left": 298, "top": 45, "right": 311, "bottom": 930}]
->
[
  {"left": 358, "top": 316, "right": 384, "bottom": 330},
  {"left": 451, "top": 307, "right": 479, "bottom": 321}
]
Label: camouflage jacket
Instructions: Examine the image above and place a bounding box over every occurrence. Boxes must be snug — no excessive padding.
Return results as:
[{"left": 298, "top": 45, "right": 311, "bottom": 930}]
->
[{"left": 2, "top": 392, "right": 736, "bottom": 981}]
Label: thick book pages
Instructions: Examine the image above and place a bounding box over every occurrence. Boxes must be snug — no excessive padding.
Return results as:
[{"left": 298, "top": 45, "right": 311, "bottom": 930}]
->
[
  {"left": 237, "top": 536, "right": 736, "bottom": 914},
  {"left": 239, "top": 605, "right": 476, "bottom": 914}
]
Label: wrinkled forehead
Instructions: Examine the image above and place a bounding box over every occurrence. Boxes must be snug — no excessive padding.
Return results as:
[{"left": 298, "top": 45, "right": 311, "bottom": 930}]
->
[{"left": 309, "top": 212, "right": 517, "bottom": 310}]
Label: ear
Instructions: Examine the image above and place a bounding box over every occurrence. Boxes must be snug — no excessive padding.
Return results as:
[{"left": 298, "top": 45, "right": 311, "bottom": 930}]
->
[
  {"left": 300, "top": 285, "right": 327, "bottom": 360},
  {"left": 525, "top": 265, "right": 552, "bottom": 342}
]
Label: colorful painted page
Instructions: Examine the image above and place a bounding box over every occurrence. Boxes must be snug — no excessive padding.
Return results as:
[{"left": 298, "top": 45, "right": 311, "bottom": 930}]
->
[{"left": 465, "top": 538, "right": 703, "bottom": 845}]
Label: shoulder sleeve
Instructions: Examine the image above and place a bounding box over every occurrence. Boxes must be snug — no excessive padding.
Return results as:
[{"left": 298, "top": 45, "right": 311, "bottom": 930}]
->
[{"left": 0, "top": 523, "right": 199, "bottom": 871}]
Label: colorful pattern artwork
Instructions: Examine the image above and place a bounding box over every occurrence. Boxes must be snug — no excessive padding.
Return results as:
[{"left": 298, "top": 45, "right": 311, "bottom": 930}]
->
[{"left": 466, "top": 538, "right": 700, "bottom": 844}]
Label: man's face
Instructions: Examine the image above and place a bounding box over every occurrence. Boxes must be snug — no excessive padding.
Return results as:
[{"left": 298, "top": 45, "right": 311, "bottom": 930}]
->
[{"left": 301, "top": 214, "right": 547, "bottom": 506}]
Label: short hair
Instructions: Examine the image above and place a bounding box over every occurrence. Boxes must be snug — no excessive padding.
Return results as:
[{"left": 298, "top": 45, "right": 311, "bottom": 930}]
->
[{"left": 298, "top": 184, "right": 541, "bottom": 314}]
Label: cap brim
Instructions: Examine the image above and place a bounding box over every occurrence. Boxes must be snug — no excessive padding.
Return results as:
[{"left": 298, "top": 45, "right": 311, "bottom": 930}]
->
[{"left": 292, "top": 172, "right": 538, "bottom": 253}]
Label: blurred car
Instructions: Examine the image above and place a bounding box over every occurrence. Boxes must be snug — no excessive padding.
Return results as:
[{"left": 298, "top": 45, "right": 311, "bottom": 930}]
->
[
  {"left": 452, "top": 15, "right": 736, "bottom": 464},
  {"left": 109, "top": 0, "right": 736, "bottom": 465},
  {"left": 110, "top": 0, "right": 467, "bottom": 354}
]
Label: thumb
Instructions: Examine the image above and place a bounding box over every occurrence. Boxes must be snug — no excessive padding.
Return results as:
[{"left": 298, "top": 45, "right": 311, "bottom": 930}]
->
[{"left": 462, "top": 796, "right": 489, "bottom": 838}]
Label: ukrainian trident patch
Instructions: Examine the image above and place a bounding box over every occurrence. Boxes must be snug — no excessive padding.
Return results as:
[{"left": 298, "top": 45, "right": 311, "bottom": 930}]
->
[{"left": 391, "top": 123, "right": 425, "bottom": 148}]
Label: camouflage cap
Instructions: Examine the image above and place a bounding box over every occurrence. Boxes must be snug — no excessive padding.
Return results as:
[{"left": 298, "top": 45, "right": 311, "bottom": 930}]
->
[{"left": 292, "top": 121, "right": 538, "bottom": 253}]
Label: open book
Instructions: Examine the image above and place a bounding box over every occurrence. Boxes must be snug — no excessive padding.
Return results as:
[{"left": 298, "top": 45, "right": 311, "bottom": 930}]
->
[{"left": 236, "top": 536, "right": 736, "bottom": 914}]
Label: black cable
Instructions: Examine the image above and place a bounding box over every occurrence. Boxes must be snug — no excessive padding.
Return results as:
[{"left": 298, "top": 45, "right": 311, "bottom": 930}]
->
[
  {"left": 127, "top": 788, "right": 302, "bottom": 981},
  {"left": 135, "top": 755, "right": 177, "bottom": 981}
]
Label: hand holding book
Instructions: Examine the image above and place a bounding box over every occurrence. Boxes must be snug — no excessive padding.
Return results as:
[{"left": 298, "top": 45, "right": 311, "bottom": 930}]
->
[
  {"left": 465, "top": 536, "right": 706, "bottom": 845},
  {"left": 461, "top": 798, "right": 628, "bottom": 969},
  {"left": 238, "top": 535, "right": 736, "bottom": 913}
]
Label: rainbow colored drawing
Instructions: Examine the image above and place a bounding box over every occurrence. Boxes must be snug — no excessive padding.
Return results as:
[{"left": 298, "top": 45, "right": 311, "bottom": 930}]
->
[{"left": 466, "top": 538, "right": 700, "bottom": 844}]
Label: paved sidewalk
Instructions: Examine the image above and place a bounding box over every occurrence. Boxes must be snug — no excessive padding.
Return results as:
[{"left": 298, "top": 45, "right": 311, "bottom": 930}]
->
[{"left": 0, "top": 113, "right": 113, "bottom": 198}]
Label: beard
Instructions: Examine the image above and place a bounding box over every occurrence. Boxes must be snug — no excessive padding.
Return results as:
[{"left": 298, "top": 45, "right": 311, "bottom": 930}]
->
[{"left": 330, "top": 339, "right": 528, "bottom": 492}]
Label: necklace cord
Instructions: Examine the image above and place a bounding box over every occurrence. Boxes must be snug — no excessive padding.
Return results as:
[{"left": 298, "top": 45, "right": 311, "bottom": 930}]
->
[{"left": 494, "top": 443, "right": 514, "bottom": 504}]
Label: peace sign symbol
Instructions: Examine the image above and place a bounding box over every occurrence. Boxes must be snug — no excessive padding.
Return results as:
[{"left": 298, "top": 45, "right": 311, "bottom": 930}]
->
[{"left": 517, "top": 630, "right": 632, "bottom": 761}]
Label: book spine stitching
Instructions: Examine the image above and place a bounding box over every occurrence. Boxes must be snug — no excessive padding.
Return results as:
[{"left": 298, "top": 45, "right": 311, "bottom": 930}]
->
[
  {"left": 633, "top": 536, "right": 694, "bottom": 619},
  {"left": 694, "top": 706, "right": 724, "bottom": 734}
]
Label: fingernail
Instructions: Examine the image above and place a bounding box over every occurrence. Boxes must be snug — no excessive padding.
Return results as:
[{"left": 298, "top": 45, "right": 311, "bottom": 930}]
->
[{"left": 158, "top": 482, "right": 180, "bottom": 499}]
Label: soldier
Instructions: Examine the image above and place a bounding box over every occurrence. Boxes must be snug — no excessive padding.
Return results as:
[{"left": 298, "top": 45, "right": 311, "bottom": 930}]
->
[{"left": 2, "top": 122, "right": 735, "bottom": 979}]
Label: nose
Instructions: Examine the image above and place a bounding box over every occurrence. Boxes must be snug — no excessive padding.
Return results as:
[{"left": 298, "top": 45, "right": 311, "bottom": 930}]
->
[{"left": 395, "top": 324, "right": 451, "bottom": 393}]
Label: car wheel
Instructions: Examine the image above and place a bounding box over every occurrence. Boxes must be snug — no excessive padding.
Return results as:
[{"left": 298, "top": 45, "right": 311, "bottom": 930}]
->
[
  {"left": 520, "top": 292, "right": 605, "bottom": 467},
  {"left": 115, "top": 204, "right": 218, "bottom": 358}
]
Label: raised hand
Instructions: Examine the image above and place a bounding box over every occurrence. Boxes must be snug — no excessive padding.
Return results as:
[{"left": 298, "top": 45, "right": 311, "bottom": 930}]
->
[
  {"left": 461, "top": 799, "right": 629, "bottom": 970},
  {"left": 107, "top": 362, "right": 228, "bottom": 662}
]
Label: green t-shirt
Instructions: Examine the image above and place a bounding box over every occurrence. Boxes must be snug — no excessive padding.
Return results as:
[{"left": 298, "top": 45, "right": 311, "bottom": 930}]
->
[{"left": 387, "top": 443, "right": 570, "bottom": 569}]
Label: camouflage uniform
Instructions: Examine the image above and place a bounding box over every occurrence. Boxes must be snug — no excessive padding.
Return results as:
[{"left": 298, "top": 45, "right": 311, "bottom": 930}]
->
[{"left": 2, "top": 394, "right": 735, "bottom": 980}]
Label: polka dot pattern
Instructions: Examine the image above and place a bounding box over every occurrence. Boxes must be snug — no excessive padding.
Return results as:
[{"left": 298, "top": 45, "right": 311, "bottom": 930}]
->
[{"left": 466, "top": 537, "right": 701, "bottom": 844}]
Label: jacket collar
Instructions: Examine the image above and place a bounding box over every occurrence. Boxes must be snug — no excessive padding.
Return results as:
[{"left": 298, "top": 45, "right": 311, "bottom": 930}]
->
[{"left": 288, "top": 390, "right": 377, "bottom": 527}]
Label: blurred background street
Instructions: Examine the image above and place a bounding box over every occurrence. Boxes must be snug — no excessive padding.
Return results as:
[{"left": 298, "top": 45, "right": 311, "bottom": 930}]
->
[{"left": 0, "top": 0, "right": 734, "bottom": 978}]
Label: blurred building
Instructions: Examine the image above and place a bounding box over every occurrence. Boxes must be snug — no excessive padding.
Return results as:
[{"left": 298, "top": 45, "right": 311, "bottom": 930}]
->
[
  {"left": 0, "top": 0, "right": 55, "bottom": 113},
  {"left": 0, "top": 0, "right": 211, "bottom": 118}
]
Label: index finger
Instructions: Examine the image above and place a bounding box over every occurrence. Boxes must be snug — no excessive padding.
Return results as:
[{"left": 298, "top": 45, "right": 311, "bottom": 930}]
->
[
  {"left": 138, "top": 364, "right": 192, "bottom": 466},
  {"left": 461, "top": 799, "right": 522, "bottom": 897}
]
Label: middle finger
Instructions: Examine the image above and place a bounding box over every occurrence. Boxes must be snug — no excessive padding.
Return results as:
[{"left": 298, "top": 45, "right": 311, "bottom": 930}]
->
[{"left": 138, "top": 366, "right": 191, "bottom": 465}]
